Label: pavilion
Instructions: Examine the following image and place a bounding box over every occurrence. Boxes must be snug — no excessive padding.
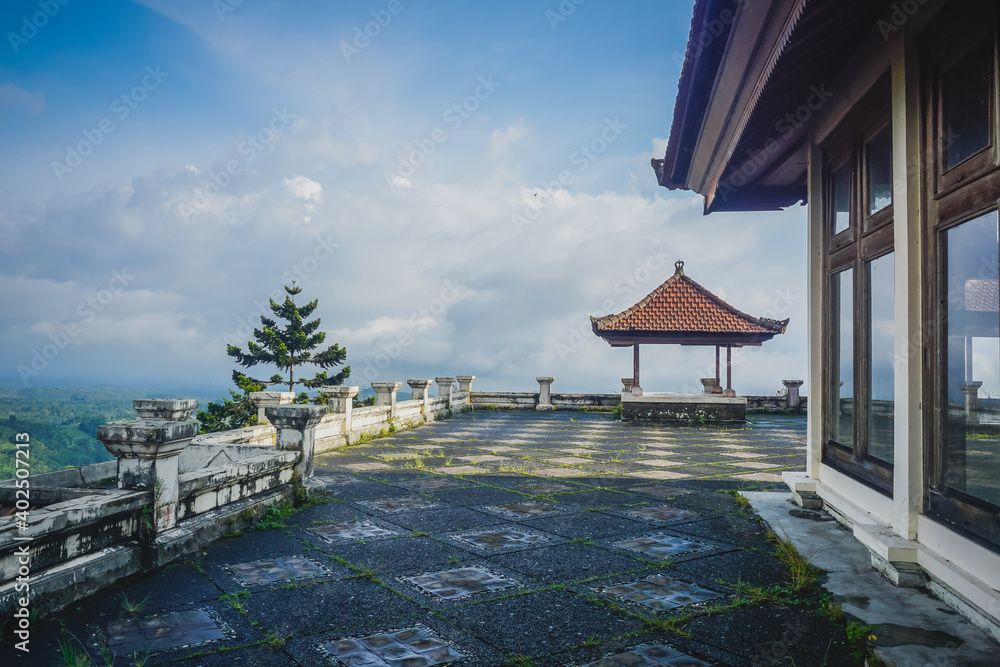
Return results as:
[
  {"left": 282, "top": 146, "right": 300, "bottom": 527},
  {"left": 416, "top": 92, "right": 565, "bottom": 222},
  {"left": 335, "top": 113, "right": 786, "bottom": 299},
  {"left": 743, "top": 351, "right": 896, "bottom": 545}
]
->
[{"left": 591, "top": 260, "right": 787, "bottom": 420}]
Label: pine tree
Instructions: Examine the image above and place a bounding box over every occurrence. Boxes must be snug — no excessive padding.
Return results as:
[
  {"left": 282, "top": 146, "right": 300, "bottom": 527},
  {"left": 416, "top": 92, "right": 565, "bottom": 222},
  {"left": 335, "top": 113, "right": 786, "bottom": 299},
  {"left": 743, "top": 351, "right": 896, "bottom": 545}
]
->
[
  {"left": 226, "top": 283, "right": 350, "bottom": 395},
  {"left": 196, "top": 371, "right": 264, "bottom": 433}
]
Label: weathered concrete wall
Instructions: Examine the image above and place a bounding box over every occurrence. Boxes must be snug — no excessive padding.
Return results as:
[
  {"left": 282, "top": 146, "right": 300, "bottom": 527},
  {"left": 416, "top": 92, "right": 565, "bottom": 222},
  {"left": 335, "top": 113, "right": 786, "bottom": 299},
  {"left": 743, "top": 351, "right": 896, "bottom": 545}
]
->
[
  {"left": 622, "top": 395, "right": 747, "bottom": 423},
  {"left": 470, "top": 392, "right": 619, "bottom": 410},
  {"left": 745, "top": 395, "right": 809, "bottom": 412}
]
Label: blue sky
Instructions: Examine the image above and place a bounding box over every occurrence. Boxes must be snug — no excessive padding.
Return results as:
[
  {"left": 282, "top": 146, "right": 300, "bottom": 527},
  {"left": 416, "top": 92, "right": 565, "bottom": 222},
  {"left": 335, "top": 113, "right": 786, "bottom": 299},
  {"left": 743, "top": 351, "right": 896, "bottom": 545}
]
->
[{"left": 0, "top": 0, "right": 807, "bottom": 397}]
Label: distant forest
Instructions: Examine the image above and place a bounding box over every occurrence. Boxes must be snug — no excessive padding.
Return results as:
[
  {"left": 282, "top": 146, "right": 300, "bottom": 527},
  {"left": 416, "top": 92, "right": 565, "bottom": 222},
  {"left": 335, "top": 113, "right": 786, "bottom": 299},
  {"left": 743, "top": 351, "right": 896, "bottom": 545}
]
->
[{"left": 0, "top": 386, "right": 218, "bottom": 479}]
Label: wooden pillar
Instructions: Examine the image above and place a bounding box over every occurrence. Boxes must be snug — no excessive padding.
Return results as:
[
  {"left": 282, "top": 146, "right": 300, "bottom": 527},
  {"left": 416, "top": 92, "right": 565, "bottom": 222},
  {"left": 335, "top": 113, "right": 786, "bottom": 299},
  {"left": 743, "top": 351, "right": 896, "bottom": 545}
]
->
[
  {"left": 726, "top": 346, "right": 732, "bottom": 392},
  {"left": 715, "top": 345, "right": 720, "bottom": 384},
  {"left": 633, "top": 344, "right": 640, "bottom": 388}
]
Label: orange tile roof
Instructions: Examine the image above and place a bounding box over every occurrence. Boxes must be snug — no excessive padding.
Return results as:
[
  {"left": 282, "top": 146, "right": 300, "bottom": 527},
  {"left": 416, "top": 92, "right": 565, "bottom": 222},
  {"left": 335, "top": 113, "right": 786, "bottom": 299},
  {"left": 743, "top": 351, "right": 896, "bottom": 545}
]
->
[{"left": 591, "top": 263, "right": 788, "bottom": 338}]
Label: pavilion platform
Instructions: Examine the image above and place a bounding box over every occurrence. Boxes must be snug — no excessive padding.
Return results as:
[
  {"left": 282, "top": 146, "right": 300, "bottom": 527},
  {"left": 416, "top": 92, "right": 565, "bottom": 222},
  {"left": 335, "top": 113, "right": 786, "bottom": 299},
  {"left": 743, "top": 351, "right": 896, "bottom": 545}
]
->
[{"left": 621, "top": 392, "right": 746, "bottom": 423}]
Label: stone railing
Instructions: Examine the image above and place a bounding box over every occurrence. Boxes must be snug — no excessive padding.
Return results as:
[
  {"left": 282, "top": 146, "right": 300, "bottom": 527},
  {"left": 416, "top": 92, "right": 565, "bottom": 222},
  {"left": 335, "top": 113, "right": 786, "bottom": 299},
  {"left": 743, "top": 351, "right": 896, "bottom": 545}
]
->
[
  {"left": 0, "top": 398, "right": 324, "bottom": 617},
  {"left": 469, "top": 377, "right": 619, "bottom": 410}
]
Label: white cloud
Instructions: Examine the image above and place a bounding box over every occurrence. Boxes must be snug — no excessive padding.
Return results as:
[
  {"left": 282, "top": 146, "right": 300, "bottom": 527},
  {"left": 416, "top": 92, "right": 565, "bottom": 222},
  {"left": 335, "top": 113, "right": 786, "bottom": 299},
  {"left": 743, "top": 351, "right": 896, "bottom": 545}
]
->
[
  {"left": 0, "top": 83, "right": 45, "bottom": 114},
  {"left": 487, "top": 119, "right": 530, "bottom": 157}
]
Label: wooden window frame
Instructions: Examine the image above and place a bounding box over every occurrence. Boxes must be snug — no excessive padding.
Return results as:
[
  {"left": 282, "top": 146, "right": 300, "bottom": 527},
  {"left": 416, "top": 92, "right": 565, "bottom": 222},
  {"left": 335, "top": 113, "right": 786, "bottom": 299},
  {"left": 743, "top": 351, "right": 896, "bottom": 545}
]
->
[
  {"left": 921, "top": 4, "right": 1000, "bottom": 553},
  {"left": 822, "top": 77, "right": 895, "bottom": 496}
]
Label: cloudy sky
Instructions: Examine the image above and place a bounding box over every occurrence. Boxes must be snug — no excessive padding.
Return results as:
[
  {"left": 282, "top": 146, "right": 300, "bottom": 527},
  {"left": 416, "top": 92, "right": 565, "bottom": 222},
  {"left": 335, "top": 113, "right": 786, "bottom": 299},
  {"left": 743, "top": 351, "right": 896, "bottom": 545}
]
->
[{"left": 0, "top": 0, "right": 807, "bottom": 398}]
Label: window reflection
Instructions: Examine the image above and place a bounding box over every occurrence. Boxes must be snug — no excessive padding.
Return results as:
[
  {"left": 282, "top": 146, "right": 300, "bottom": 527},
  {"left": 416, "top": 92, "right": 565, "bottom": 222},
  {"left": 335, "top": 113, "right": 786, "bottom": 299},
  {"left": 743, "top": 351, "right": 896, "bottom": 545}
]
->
[
  {"left": 868, "top": 254, "right": 894, "bottom": 462},
  {"left": 944, "top": 211, "right": 999, "bottom": 506},
  {"left": 832, "top": 163, "right": 851, "bottom": 235},
  {"left": 867, "top": 127, "right": 892, "bottom": 215},
  {"left": 943, "top": 40, "right": 992, "bottom": 169},
  {"left": 832, "top": 268, "right": 854, "bottom": 447}
]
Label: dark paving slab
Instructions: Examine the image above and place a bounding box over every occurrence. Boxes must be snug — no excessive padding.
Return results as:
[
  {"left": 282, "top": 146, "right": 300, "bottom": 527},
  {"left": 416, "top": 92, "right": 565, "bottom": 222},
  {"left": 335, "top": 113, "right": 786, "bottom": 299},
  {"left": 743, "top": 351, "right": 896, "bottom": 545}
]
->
[
  {"left": 549, "top": 488, "right": 639, "bottom": 507},
  {"left": 388, "top": 562, "right": 545, "bottom": 610},
  {"left": 244, "top": 577, "right": 425, "bottom": 636},
  {"left": 282, "top": 497, "right": 372, "bottom": 526},
  {"left": 329, "top": 535, "right": 475, "bottom": 574},
  {"left": 424, "top": 485, "right": 531, "bottom": 506},
  {"left": 441, "top": 589, "right": 645, "bottom": 657},
  {"left": 166, "top": 643, "right": 299, "bottom": 666},
  {"left": 486, "top": 542, "right": 647, "bottom": 585},
  {"left": 687, "top": 603, "right": 856, "bottom": 666},
  {"left": 668, "top": 514, "right": 774, "bottom": 549},
  {"left": 673, "top": 548, "right": 792, "bottom": 590},
  {"left": 521, "top": 510, "right": 650, "bottom": 540}
]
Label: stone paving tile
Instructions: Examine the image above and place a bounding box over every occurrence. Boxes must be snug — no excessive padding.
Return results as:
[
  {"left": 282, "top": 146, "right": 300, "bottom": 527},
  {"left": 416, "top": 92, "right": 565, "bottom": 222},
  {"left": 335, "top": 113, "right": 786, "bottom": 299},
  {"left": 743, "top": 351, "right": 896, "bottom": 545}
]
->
[
  {"left": 672, "top": 548, "right": 791, "bottom": 590},
  {"left": 355, "top": 495, "right": 444, "bottom": 514},
  {"left": 635, "top": 459, "right": 687, "bottom": 467},
  {"left": 477, "top": 499, "right": 571, "bottom": 519},
  {"left": 530, "top": 466, "right": 591, "bottom": 477},
  {"left": 518, "top": 480, "right": 579, "bottom": 495},
  {"left": 613, "top": 532, "right": 711, "bottom": 559},
  {"left": 602, "top": 575, "right": 724, "bottom": 611},
  {"left": 541, "top": 455, "right": 593, "bottom": 465},
  {"left": 630, "top": 470, "right": 690, "bottom": 480},
  {"left": 457, "top": 454, "right": 509, "bottom": 463},
  {"left": 581, "top": 643, "right": 712, "bottom": 666},
  {"left": 224, "top": 555, "right": 333, "bottom": 587},
  {"left": 318, "top": 625, "right": 466, "bottom": 666},
  {"left": 100, "top": 608, "right": 233, "bottom": 656},
  {"left": 448, "top": 525, "right": 556, "bottom": 553},
  {"left": 394, "top": 477, "right": 476, "bottom": 491},
  {"left": 668, "top": 515, "right": 773, "bottom": 549},
  {"left": 404, "top": 565, "right": 516, "bottom": 600},
  {"left": 305, "top": 519, "right": 401, "bottom": 544},
  {"left": 341, "top": 461, "right": 393, "bottom": 472},
  {"left": 623, "top": 505, "right": 699, "bottom": 523},
  {"left": 732, "top": 472, "right": 784, "bottom": 482},
  {"left": 431, "top": 465, "right": 483, "bottom": 475}
]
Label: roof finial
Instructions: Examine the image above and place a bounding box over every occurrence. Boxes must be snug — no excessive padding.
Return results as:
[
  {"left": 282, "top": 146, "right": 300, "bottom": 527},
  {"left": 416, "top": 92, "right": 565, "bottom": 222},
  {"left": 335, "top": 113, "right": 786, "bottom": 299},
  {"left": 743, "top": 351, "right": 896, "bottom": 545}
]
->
[{"left": 675, "top": 260, "right": 684, "bottom": 275}]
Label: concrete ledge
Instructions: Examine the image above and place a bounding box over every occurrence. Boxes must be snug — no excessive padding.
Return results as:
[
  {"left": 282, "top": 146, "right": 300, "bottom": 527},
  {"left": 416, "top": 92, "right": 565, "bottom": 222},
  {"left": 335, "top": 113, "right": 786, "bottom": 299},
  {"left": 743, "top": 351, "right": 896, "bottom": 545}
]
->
[{"left": 621, "top": 393, "right": 746, "bottom": 422}]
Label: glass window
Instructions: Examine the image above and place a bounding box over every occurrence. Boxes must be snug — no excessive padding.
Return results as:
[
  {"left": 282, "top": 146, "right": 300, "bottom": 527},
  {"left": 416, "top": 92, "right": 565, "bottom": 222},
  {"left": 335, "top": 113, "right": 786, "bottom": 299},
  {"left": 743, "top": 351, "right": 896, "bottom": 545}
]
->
[
  {"left": 832, "top": 268, "right": 855, "bottom": 447},
  {"left": 868, "top": 254, "right": 895, "bottom": 462},
  {"left": 867, "top": 126, "right": 892, "bottom": 215},
  {"left": 943, "top": 40, "right": 992, "bottom": 169},
  {"left": 832, "top": 163, "right": 851, "bottom": 235},
  {"left": 943, "top": 211, "right": 999, "bottom": 506}
]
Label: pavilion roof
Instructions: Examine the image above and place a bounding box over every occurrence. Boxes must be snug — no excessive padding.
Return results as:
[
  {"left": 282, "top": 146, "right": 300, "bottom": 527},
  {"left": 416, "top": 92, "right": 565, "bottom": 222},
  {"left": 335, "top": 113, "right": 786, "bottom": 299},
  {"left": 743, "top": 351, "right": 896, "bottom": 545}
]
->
[{"left": 591, "top": 261, "right": 788, "bottom": 346}]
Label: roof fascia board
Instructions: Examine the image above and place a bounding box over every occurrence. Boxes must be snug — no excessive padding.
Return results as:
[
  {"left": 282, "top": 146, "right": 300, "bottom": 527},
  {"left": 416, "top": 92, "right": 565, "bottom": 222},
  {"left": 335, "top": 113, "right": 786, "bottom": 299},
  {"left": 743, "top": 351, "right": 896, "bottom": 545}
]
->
[{"left": 688, "top": 0, "right": 808, "bottom": 197}]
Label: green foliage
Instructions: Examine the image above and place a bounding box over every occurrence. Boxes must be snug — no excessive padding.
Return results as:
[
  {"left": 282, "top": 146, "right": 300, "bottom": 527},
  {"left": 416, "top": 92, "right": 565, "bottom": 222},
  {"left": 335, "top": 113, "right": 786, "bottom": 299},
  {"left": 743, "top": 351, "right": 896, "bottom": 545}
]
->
[
  {"left": 254, "top": 503, "right": 296, "bottom": 530},
  {"left": 353, "top": 393, "right": 377, "bottom": 408},
  {"left": 227, "top": 283, "right": 350, "bottom": 397},
  {"left": 0, "top": 385, "right": 172, "bottom": 477},
  {"left": 612, "top": 402, "right": 624, "bottom": 420},
  {"left": 197, "top": 371, "right": 263, "bottom": 434}
]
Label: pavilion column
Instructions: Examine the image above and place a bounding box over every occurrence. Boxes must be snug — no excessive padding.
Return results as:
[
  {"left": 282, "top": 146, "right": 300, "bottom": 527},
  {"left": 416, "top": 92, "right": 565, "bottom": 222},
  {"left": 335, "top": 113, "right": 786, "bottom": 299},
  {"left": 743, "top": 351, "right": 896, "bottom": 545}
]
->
[
  {"left": 723, "top": 346, "right": 736, "bottom": 397},
  {"left": 715, "top": 346, "right": 720, "bottom": 385},
  {"left": 632, "top": 344, "right": 643, "bottom": 396}
]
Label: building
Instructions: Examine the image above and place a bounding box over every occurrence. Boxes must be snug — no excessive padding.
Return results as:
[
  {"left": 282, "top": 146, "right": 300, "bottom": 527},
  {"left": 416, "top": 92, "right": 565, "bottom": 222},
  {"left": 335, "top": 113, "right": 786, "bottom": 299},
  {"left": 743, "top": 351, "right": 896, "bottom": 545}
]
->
[{"left": 656, "top": 0, "right": 1000, "bottom": 640}]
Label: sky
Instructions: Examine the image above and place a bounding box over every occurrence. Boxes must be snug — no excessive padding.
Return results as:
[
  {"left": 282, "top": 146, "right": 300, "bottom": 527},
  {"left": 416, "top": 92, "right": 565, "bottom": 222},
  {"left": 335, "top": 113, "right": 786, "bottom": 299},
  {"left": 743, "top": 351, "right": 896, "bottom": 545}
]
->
[{"left": 0, "top": 0, "right": 808, "bottom": 399}]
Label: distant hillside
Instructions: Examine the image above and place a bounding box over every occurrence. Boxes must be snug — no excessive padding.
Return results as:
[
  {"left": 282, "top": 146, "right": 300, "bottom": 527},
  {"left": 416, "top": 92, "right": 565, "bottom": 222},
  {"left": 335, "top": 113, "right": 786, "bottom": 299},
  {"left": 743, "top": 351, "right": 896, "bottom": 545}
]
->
[{"left": 0, "top": 386, "right": 220, "bottom": 479}]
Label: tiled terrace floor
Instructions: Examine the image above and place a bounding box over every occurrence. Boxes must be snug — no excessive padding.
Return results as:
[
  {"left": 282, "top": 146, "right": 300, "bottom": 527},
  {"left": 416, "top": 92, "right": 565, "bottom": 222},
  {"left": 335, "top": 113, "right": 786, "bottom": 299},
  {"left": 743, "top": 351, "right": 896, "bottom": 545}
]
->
[{"left": 10, "top": 410, "right": 869, "bottom": 666}]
